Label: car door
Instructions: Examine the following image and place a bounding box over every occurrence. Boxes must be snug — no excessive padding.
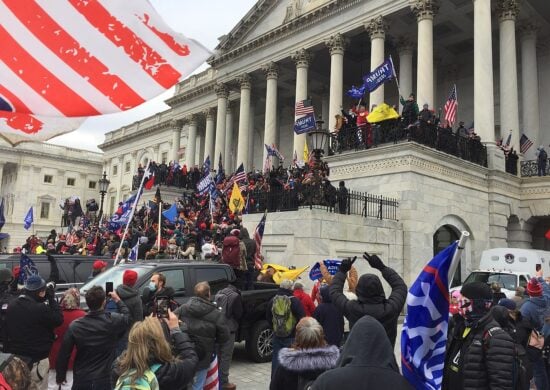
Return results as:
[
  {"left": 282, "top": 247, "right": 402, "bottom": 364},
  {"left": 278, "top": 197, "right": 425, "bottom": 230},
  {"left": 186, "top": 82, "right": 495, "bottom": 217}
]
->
[{"left": 138, "top": 267, "right": 188, "bottom": 306}]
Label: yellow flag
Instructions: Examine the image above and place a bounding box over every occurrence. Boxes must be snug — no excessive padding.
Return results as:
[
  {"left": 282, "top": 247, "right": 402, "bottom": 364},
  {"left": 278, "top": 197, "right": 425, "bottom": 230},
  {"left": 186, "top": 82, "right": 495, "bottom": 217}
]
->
[
  {"left": 366, "top": 103, "right": 400, "bottom": 123},
  {"left": 261, "top": 263, "right": 310, "bottom": 284},
  {"left": 228, "top": 182, "right": 245, "bottom": 213},
  {"left": 303, "top": 140, "right": 309, "bottom": 162}
]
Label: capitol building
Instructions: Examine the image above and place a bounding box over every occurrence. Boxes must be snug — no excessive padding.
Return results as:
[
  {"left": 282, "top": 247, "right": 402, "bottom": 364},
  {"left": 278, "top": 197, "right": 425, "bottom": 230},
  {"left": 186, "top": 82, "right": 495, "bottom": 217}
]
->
[{"left": 2, "top": 0, "right": 550, "bottom": 287}]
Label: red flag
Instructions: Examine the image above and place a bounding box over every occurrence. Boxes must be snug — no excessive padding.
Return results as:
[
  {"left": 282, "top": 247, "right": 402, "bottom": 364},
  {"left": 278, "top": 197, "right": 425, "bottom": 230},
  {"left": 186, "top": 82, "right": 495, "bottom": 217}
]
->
[
  {"left": 144, "top": 173, "right": 155, "bottom": 190},
  {"left": 545, "top": 229, "right": 550, "bottom": 241}
]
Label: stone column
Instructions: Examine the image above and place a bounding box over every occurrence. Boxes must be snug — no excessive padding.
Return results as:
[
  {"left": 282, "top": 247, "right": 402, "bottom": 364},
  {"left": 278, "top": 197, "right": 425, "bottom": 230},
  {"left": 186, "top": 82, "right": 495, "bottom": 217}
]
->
[
  {"left": 498, "top": 0, "right": 520, "bottom": 152},
  {"left": 291, "top": 49, "right": 312, "bottom": 157},
  {"left": 224, "top": 101, "right": 234, "bottom": 172},
  {"left": 197, "top": 129, "right": 205, "bottom": 166},
  {"left": 170, "top": 119, "right": 182, "bottom": 163},
  {"left": 519, "top": 22, "right": 540, "bottom": 153},
  {"left": 396, "top": 37, "right": 415, "bottom": 112},
  {"left": 262, "top": 62, "right": 279, "bottom": 165},
  {"left": 186, "top": 114, "right": 198, "bottom": 168},
  {"left": 116, "top": 156, "right": 123, "bottom": 200},
  {"left": 237, "top": 74, "right": 252, "bottom": 171},
  {"left": 366, "top": 16, "right": 388, "bottom": 107},
  {"left": 214, "top": 83, "right": 228, "bottom": 166},
  {"left": 411, "top": 0, "right": 439, "bottom": 109},
  {"left": 326, "top": 34, "right": 346, "bottom": 131},
  {"left": 248, "top": 102, "right": 256, "bottom": 170},
  {"left": 203, "top": 108, "right": 216, "bottom": 165}
]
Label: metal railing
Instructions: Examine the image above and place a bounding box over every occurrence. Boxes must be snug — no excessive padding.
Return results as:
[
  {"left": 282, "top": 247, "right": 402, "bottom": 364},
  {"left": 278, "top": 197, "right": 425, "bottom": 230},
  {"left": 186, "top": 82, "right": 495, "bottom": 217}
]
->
[
  {"left": 329, "top": 121, "right": 488, "bottom": 167},
  {"left": 520, "top": 160, "right": 550, "bottom": 177}
]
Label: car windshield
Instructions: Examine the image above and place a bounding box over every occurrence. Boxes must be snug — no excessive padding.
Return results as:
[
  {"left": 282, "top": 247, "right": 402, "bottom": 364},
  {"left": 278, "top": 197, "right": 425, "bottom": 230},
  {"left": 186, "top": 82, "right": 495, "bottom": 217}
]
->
[
  {"left": 80, "top": 265, "right": 152, "bottom": 293},
  {"left": 463, "top": 272, "right": 517, "bottom": 290}
]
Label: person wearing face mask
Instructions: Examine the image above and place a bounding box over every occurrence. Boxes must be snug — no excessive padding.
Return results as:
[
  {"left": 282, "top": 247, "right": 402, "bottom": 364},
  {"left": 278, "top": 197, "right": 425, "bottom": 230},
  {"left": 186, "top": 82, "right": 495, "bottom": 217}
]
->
[
  {"left": 442, "top": 282, "right": 515, "bottom": 390},
  {"left": 4, "top": 274, "right": 63, "bottom": 390},
  {"left": 141, "top": 272, "right": 175, "bottom": 317}
]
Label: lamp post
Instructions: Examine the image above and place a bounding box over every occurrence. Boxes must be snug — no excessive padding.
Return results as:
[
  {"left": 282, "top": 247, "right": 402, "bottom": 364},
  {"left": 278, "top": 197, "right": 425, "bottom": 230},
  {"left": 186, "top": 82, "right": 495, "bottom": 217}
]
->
[
  {"left": 97, "top": 171, "right": 110, "bottom": 223},
  {"left": 307, "top": 117, "right": 329, "bottom": 168}
]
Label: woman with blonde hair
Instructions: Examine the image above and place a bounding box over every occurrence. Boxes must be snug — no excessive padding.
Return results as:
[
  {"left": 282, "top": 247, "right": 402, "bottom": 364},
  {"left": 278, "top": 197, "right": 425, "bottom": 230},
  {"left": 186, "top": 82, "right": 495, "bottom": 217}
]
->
[
  {"left": 270, "top": 317, "right": 339, "bottom": 390},
  {"left": 113, "top": 311, "right": 197, "bottom": 389}
]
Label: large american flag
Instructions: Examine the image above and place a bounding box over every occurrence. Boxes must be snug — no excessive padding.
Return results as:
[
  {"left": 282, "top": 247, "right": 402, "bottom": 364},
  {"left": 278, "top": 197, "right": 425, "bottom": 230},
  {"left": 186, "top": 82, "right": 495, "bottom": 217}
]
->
[
  {"left": 0, "top": 0, "right": 210, "bottom": 145},
  {"left": 253, "top": 211, "right": 267, "bottom": 270},
  {"left": 520, "top": 134, "right": 534, "bottom": 154},
  {"left": 443, "top": 85, "right": 458, "bottom": 126},
  {"left": 295, "top": 99, "right": 314, "bottom": 117}
]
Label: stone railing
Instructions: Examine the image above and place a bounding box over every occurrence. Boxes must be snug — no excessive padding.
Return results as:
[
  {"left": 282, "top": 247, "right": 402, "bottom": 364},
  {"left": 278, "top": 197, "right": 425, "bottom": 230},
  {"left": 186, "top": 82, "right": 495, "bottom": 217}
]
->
[{"left": 520, "top": 160, "right": 550, "bottom": 177}]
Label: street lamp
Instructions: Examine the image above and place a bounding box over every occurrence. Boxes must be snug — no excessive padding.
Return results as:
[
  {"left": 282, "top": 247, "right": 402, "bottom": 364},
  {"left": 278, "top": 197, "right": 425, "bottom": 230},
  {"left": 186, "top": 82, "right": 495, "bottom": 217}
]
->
[
  {"left": 97, "top": 171, "right": 110, "bottom": 222},
  {"left": 307, "top": 117, "right": 329, "bottom": 166}
]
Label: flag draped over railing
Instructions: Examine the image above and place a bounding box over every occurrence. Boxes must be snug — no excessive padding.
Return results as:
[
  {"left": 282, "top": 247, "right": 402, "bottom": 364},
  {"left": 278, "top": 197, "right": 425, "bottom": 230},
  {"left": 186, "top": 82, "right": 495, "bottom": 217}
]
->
[{"left": 0, "top": 0, "right": 211, "bottom": 145}]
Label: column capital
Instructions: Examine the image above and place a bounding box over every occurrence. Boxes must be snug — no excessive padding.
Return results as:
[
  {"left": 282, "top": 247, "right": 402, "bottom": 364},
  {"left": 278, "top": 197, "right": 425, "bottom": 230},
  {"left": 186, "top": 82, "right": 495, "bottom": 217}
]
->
[
  {"left": 214, "top": 83, "right": 229, "bottom": 99},
  {"left": 325, "top": 33, "right": 347, "bottom": 55},
  {"left": 169, "top": 118, "right": 183, "bottom": 130},
  {"left": 203, "top": 107, "right": 216, "bottom": 120},
  {"left": 365, "top": 16, "right": 388, "bottom": 40},
  {"left": 291, "top": 48, "right": 313, "bottom": 68},
  {"left": 237, "top": 73, "right": 252, "bottom": 90},
  {"left": 262, "top": 62, "right": 279, "bottom": 80},
  {"left": 187, "top": 113, "right": 198, "bottom": 126},
  {"left": 395, "top": 36, "right": 416, "bottom": 55},
  {"left": 410, "top": 0, "right": 439, "bottom": 21},
  {"left": 497, "top": 0, "right": 519, "bottom": 22},
  {"left": 518, "top": 21, "right": 539, "bottom": 40}
]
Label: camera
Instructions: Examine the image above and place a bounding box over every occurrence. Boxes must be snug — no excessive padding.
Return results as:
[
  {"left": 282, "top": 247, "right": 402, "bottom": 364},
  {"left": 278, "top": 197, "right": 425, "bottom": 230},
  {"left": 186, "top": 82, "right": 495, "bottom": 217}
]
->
[{"left": 155, "top": 297, "right": 169, "bottom": 319}]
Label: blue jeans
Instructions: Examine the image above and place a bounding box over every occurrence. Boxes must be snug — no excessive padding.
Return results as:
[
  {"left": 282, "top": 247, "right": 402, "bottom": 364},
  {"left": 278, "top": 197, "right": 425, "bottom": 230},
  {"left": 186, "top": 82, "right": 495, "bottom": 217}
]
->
[
  {"left": 271, "top": 336, "right": 292, "bottom": 378},
  {"left": 533, "top": 356, "right": 549, "bottom": 390},
  {"left": 192, "top": 368, "right": 208, "bottom": 390}
]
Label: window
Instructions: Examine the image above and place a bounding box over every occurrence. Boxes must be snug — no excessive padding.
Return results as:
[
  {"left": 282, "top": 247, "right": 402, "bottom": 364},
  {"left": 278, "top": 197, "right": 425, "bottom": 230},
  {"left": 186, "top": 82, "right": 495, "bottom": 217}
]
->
[
  {"left": 162, "top": 269, "right": 186, "bottom": 293},
  {"left": 195, "top": 267, "right": 228, "bottom": 284},
  {"left": 161, "top": 152, "right": 168, "bottom": 164},
  {"left": 88, "top": 181, "right": 97, "bottom": 189},
  {"left": 113, "top": 165, "right": 118, "bottom": 176},
  {"left": 109, "top": 196, "right": 116, "bottom": 215},
  {"left": 125, "top": 161, "right": 131, "bottom": 173},
  {"left": 40, "top": 202, "right": 50, "bottom": 219},
  {"left": 67, "top": 178, "right": 75, "bottom": 186},
  {"left": 43, "top": 175, "right": 53, "bottom": 184}
]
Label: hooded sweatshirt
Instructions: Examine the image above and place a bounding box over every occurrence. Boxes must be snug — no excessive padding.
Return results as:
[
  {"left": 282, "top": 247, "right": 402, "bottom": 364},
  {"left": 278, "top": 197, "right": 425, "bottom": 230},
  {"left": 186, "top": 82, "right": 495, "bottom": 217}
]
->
[
  {"left": 313, "top": 286, "right": 344, "bottom": 346},
  {"left": 311, "top": 316, "right": 413, "bottom": 390}
]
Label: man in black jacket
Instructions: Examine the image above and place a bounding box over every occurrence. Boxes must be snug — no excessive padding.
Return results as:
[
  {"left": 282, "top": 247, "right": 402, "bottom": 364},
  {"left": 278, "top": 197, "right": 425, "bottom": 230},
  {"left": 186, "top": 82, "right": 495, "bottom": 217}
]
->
[
  {"left": 141, "top": 271, "right": 175, "bottom": 316},
  {"left": 443, "top": 282, "right": 515, "bottom": 390},
  {"left": 5, "top": 274, "right": 63, "bottom": 389},
  {"left": 56, "top": 286, "right": 130, "bottom": 390},
  {"left": 175, "top": 281, "right": 229, "bottom": 390},
  {"left": 330, "top": 253, "right": 407, "bottom": 347}
]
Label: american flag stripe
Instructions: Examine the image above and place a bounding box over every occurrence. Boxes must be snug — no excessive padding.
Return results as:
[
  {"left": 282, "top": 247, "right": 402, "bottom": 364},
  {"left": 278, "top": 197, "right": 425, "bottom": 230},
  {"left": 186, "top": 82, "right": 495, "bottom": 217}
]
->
[
  {"left": 0, "top": 84, "right": 31, "bottom": 113},
  {"left": 5, "top": 0, "right": 145, "bottom": 111},
  {"left": 295, "top": 101, "right": 314, "bottom": 116},
  {"left": 203, "top": 355, "right": 219, "bottom": 390},
  {"left": 443, "top": 85, "right": 458, "bottom": 125}
]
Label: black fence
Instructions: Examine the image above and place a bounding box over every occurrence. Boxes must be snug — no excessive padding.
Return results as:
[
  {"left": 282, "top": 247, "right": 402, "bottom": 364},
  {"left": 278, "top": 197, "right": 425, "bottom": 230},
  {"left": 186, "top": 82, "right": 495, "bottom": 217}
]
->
[
  {"left": 246, "top": 186, "right": 398, "bottom": 221},
  {"left": 520, "top": 160, "right": 550, "bottom": 177},
  {"left": 329, "top": 121, "right": 488, "bottom": 167}
]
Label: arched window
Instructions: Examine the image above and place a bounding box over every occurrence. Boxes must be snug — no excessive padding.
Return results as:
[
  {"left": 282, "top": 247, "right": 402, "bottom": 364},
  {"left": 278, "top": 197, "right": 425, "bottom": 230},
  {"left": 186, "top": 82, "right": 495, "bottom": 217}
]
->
[{"left": 433, "top": 225, "right": 461, "bottom": 287}]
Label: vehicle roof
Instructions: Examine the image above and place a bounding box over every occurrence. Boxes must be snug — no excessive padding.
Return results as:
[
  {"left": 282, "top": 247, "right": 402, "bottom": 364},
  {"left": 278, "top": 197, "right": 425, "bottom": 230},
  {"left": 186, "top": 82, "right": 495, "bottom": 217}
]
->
[{"left": 471, "top": 269, "right": 527, "bottom": 275}]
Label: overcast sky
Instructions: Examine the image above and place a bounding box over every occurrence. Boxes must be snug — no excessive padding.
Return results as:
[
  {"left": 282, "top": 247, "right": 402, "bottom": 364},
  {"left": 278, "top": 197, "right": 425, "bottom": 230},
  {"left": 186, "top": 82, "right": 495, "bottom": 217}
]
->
[{"left": 47, "top": 0, "right": 257, "bottom": 152}]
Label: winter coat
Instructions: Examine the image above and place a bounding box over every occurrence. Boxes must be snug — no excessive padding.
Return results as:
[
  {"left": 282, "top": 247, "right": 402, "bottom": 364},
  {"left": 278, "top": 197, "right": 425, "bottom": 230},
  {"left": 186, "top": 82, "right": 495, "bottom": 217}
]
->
[
  {"left": 270, "top": 345, "right": 339, "bottom": 390},
  {"left": 520, "top": 295, "right": 550, "bottom": 331},
  {"left": 56, "top": 302, "right": 130, "bottom": 385},
  {"left": 214, "top": 285, "right": 243, "bottom": 333},
  {"left": 442, "top": 311, "right": 515, "bottom": 390},
  {"left": 266, "top": 288, "right": 306, "bottom": 339},
  {"left": 312, "top": 316, "right": 413, "bottom": 390},
  {"left": 112, "top": 329, "right": 198, "bottom": 390},
  {"left": 175, "top": 296, "right": 229, "bottom": 370},
  {"left": 313, "top": 287, "right": 344, "bottom": 346},
  {"left": 293, "top": 289, "right": 316, "bottom": 317},
  {"left": 117, "top": 284, "right": 143, "bottom": 327},
  {"left": 329, "top": 266, "right": 407, "bottom": 347},
  {"left": 48, "top": 308, "right": 86, "bottom": 369},
  {"left": 5, "top": 293, "right": 63, "bottom": 362}
]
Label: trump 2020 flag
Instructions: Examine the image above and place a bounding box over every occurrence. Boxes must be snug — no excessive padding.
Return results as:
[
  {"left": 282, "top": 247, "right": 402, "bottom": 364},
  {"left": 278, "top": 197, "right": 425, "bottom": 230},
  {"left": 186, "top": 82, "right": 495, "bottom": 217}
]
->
[
  {"left": 19, "top": 253, "right": 38, "bottom": 284},
  {"left": 401, "top": 241, "right": 458, "bottom": 390},
  {"left": 23, "top": 206, "right": 33, "bottom": 230},
  {"left": 309, "top": 259, "right": 342, "bottom": 281},
  {"left": 109, "top": 190, "right": 142, "bottom": 230},
  {"left": 0, "top": 0, "right": 211, "bottom": 145},
  {"left": 363, "top": 58, "right": 395, "bottom": 93}
]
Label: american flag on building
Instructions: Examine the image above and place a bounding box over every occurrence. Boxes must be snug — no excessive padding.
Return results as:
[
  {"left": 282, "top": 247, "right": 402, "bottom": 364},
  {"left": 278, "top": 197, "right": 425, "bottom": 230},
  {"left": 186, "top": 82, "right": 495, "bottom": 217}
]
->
[
  {"left": 253, "top": 211, "right": 267, "bottom": 270},
  {"left": 520, "top": 134, "right": 534, "bottom": 154},
  {"left": 0, "top": 0, "right": 210, "bottom": 145},
  {"left": 295, "top": 99, "right": 314, "bottom": 118},
  {"left": 443, "top": 85, "right": 458, "bottom": 126}
]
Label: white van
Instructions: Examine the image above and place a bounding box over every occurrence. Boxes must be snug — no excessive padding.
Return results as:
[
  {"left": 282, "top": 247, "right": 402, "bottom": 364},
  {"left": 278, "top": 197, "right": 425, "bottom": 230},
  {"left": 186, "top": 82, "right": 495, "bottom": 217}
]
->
[{"left": 452, "top": 248, "right": 550, "bottom": 299}]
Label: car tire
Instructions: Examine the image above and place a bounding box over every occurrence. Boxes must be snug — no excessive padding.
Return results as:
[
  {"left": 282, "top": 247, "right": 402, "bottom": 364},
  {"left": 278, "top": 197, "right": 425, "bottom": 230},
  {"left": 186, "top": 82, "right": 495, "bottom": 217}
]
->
[{"left": 246, "top": 319, "right": 273, "bottom": 363}]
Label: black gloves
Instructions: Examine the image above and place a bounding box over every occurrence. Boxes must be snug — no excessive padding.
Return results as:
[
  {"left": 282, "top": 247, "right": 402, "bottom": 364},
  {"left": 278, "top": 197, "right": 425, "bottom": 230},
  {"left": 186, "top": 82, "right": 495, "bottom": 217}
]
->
[
  {"left": 339, "top": 256, "right": 356, "bottom": 273},
  {"left": 363, "top": 252, "right": 385, "bottom": 270}
]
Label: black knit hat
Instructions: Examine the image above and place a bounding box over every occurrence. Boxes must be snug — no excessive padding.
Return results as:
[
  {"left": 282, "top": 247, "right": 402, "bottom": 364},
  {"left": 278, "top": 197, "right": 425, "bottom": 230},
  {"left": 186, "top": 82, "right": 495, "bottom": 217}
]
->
[{"left": 461, "top": 282, "right": 492, "bottom": 300}]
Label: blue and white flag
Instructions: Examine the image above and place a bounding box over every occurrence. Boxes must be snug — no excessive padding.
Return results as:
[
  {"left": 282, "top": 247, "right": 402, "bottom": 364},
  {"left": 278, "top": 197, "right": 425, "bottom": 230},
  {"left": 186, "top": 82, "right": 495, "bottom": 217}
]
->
[
  {"left": 309, "top": 259, "right": 342, "bottom": 281},
  {"left": 0, "top": 198, "right": 5, "bottom": 231},
  {"left": 401, "top": 241, "right": 458, "bottom": 390},
  {"left": 202, "top": 155, "right": 211, "bottom": 173},
  {"left": 128, "top": 242, "right": 139, "bottom": 263},
  {"left": 162, "top": 203, "right": 178, "bottom": 222},
  {"left": 346, "top": 84, "right": 366, "bottom": 99},
  {"left": 19, "top": 253, "right": 38, "bottom": 284},
  {"left": 265, "top": 144, "right": 284, "bottom": 161},
  {"left": 363, "top": 58, "right": 395, "bottom": 93},
  {"left": 23, "top": 206, "right": 33, "bottom": 230},
  {"left": 109, "top": 190, "right": 142, "bottom": 230},
  {"left": 197, "top": 173, "right": 214, "bottom": 197}
]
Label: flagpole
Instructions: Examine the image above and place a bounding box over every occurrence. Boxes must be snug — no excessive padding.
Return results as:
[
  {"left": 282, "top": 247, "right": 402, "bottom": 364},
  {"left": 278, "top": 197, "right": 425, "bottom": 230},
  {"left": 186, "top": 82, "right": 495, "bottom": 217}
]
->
[
  {"left": 447, "top": 231, "right": 470, "bottom": 287},
  {"left": 389, "top": 55, "right": 401, "bottom": 107},
  {"left": 157, "top": 200, "right": 162, "bottom": 251},
  {"left": 114, "top": 161, "right": 150, "bottom": 265}
]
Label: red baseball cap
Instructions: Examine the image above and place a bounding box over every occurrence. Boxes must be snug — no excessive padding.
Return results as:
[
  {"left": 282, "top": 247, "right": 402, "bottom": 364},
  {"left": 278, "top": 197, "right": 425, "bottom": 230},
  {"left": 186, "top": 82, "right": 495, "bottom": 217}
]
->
[{"left": 93, "top": 260, "right": 107, "bottom": 270}]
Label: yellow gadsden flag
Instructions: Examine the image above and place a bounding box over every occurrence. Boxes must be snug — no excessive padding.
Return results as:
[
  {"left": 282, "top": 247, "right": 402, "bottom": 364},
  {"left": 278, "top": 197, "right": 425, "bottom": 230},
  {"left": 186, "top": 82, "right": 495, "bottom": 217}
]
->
[
  {"left": 229, "top": 182, "right": 245, "bottom": 213},
  {"left": 261, "top": 263, "right": 309, "bottom": 285},
  {"left": 366, "top": 103, "right": 400, "bottom": 123},
  {"left": 303, "top": 140, "right": 309, "bottom": 163}
]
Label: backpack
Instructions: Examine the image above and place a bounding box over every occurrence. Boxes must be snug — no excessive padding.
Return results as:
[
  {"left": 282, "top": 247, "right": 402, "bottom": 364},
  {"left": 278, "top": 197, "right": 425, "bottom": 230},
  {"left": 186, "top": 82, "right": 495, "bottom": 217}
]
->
[
  {"left": 215, "top": 290, "right": 231, "bottom": 319},
  {"left": 271, "top": 295, "right": 296, "bottom": 338},
  {"left": 114, "top": 363, "right": 161, "bottom": 390},
  {"left": 221, "top": 237, "right": 240, "bottom": 268}
]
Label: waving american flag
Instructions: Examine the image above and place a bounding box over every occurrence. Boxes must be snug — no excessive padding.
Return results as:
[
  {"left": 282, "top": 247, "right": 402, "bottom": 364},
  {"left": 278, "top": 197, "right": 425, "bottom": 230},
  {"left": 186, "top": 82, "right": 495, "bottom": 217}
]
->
[{"left": 0, "top": 0, "right": 210, "bottom": 145}]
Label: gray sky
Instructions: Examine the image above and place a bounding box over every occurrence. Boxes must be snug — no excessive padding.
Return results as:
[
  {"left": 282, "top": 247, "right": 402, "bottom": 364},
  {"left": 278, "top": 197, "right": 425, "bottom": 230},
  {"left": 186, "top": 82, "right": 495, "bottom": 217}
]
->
[{"left": 47, "top": 0, "right": 257, "bottom": 152}]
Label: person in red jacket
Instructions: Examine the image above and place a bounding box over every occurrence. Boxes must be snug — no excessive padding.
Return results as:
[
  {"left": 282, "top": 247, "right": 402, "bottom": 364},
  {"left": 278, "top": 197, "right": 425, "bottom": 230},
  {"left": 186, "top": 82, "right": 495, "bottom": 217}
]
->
[
  {"left": 293, "top": 282, "right": 316, "bottom": 317},
  {"left": 48, "top": 288, "right": 86, "bottom": 390}
]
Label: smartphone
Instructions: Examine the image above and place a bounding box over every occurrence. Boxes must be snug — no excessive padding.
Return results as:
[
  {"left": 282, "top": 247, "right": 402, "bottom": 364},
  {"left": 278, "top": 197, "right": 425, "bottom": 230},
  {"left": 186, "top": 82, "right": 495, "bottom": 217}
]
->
[
  {"left": 155, "top": 297, "right": 169, "bottom": 318},
  {"left": 105, "top": 282, "right": 113, "bottom": 295},
  {"left": 536, "top": 264, "right": 542, "bottom": 272}
]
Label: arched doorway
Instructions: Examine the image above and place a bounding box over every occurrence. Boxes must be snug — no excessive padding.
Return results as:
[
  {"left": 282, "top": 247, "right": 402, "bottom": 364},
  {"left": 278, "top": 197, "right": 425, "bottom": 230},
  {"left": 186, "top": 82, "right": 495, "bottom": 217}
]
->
[{"left": 433, "top": 224, "right": 461, "bottom": 287}]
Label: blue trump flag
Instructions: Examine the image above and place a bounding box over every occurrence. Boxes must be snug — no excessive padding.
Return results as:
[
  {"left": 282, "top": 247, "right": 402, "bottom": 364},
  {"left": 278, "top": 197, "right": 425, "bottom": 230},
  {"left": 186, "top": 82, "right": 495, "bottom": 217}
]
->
[
  {"left": 23, "top": 206, "right": 33, "bottom": 230},
  {"left": 202, "top": 155, "right": 211, "bottom": 173},
  {"left": 309, "top": 259, "right": 342, "bottom": 281},
  {"left": 363, "top": 58, "right": 395, "bottom": 93},
  {"left": 162, "top": 203, "right": 178, "bottom": 222},
  {"left": 19, "top": 253, "right": 38, "bottom": 284},
  {"left": 0, "top": 198, "right": 5, "bottom": 231},
  {"left": 346, "top": 84, "right": 366, "bottom": 99},
  {"left": 108, "top": 189, "right": 142, "bottom": 231},
  {"left": 128, "top": 242, "right": 139, "bottom": 263},
  {"left": 401, "top": 241, "right": 458, "bottom": 390}
]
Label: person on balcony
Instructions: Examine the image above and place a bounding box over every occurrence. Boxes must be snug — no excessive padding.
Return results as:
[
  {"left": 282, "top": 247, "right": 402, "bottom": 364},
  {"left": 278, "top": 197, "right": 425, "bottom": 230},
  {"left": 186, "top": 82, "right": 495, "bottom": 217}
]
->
[
  {"left": 400, "top": 93, "right": 418, "bottom": 128},
  {"left": 537, "top": 146, "right": 547, "bottom": 176}
]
